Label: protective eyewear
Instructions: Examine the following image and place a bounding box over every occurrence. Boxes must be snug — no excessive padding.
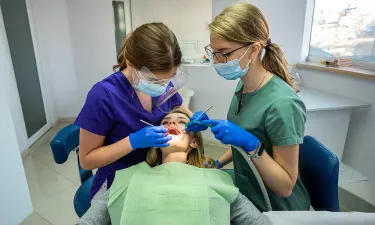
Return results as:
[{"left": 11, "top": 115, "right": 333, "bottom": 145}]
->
[
  {"left": 132, "top": 66, "right": 188, "bottom": 113},
  {"left": 153, "top": 67, "right": 189, "bottom": 112},
  {"left": 205, "top": 43, "right": 252, "bottom": 63},
  {"left": 134, "top": 67, "right": 173, "bottom": 87}
]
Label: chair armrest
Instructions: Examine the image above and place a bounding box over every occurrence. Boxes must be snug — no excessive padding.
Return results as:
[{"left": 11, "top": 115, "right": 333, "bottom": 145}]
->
[{"left": 50, "top": 124, "right": 80, "bottom": 164}]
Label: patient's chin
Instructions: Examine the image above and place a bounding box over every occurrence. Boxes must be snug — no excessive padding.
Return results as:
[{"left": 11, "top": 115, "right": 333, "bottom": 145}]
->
[
  {"left": 167, "top": 133, "right": 183, "bottom": 142},
  {"left": 162, "top": 133, "right": 189, "bottom": 153},
  {"left": 160, "top": 146, "right": 186, "bottom": 154},
  {"left": 166, "top": 134, "right": 188, "bottom": 146}
]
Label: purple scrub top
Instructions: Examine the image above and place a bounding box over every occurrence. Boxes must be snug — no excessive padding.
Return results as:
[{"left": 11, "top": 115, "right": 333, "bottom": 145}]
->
[{"left": 74, "top": 71, "right": 182, "bottom": 200}]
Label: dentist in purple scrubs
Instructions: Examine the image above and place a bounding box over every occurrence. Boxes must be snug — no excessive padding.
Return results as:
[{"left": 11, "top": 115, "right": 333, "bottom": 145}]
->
[{"left": 74, "top": 23, "right": 195, "bottom": 201}]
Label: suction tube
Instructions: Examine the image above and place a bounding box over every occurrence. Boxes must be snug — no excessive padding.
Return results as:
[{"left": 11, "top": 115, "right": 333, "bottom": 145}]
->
[{"left": 235, "top": 146, "right": 272, "bottom": 211}]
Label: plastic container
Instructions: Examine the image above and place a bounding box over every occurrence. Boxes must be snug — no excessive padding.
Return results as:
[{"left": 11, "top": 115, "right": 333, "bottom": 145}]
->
[{"left": 178, "top": 87, "right": 195, "bottom": 108}]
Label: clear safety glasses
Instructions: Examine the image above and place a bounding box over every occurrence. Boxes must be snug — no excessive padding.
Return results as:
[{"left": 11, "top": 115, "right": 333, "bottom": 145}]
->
[
  {"left": 133, "top": 67, "right": 172, "bottom": 87},
  {"left": 205, "top": 43, "right": 252, "bottom": 63},
  {"left": 154, "top": 67, "right": 189, "bottom": 112},
  {"left": 133, "top": 66, "right": 189, "bottom": 113}
]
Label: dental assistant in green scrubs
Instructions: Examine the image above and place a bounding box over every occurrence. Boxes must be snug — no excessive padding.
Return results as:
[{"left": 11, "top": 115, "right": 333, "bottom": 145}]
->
[{"left": 186, "top": 2, "right": 311, "bottom": 212}]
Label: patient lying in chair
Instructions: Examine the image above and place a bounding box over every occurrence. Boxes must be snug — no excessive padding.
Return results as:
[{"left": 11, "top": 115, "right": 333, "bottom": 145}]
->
[{"left": 77, "top": 108, "right": 272, "bottom": 225}]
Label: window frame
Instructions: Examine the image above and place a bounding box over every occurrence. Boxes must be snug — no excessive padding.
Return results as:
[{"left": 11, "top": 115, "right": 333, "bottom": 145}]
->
[{"left": 307, "top": 0, "right": 375, "bottom": 71}]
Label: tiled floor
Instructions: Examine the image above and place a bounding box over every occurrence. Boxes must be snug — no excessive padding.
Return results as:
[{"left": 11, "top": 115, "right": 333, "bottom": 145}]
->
[{"left": 21, "top": 123, "right": 232, "bottom": 224}]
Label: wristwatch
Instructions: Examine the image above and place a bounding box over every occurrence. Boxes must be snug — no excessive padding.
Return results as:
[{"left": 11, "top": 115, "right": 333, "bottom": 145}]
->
[{"left": 247, "top": 142, "right": 265, "bottom": 159}]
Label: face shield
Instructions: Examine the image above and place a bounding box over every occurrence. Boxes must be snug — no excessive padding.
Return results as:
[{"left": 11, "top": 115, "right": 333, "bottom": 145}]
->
[{"left": 132, "top": 66, "right": 189, "bottom": 112}]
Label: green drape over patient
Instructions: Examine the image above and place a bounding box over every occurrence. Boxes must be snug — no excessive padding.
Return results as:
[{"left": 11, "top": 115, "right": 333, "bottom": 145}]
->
[{"left": 108, "top": 162, "right": 239, "bottom": 225}]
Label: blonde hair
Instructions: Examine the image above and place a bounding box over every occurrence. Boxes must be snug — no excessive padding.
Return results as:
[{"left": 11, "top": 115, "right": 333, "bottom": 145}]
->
[
  {"left": 113, "top": 22, "right": 182, "bottom": 72},
  {"left": 146, "top": 108, "right": 217, "bottom": 168},
  {"left": 208, "top": 2, "right": 296, "bottom": 91}
]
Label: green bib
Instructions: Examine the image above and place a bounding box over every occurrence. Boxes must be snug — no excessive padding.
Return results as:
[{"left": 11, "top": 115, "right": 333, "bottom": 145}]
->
[{"left": 108, "top": 162, "right": 239, "bottom": 225}]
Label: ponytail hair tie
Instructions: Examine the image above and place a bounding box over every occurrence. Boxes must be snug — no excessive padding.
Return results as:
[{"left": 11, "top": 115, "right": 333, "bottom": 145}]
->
[{"left": 265, "top": 38, "right": 272, "bottom": 50}]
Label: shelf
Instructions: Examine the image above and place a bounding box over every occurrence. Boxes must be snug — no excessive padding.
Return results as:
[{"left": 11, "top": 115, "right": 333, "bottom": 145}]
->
[
  {"left": 297, "top": 62, "right": 375, "bottom": 81},
  {"left": 181, "top": 63, "right": 211, "bottom": 67},
  {"left": 299, "top": 87, "right": 370, "bottom": 112}
]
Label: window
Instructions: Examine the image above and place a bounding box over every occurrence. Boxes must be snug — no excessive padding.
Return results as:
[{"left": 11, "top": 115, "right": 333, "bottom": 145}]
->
[{"left": 309, "top": 0, "right": 375, "bottom": 70}]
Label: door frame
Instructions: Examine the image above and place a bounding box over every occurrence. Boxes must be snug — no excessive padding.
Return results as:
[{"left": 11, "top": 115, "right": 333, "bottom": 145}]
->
[
  {"left": 1, "top": 0, "right": 53, "bottom": 151},
  {"left": 24, "top": 0, "right": 53, "bottom": 146},
  {"left": 111, "top": 0, "right": 133, "bottom": 36}
]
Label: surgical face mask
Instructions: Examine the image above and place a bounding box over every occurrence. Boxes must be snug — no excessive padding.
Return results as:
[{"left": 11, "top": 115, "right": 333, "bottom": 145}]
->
[
  {"left": 213, "top": 46, "right": 252, "bottom": 80},
  {"left": 132, "top": 70, "right": 170, "bottom": 97},
  {"left": 135, "top": 79, "right": 170, "bottom": 97}
]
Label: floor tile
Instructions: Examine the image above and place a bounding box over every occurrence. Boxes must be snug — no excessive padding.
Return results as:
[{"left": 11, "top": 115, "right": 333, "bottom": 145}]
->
[
  {"left": 25, "top": 161, "right": 76, "bottom": 210},
  {"left": 53, "top": 153, "right": 81, "bottom": 184},
  {"left": 29, "top": 123, "right": 70, "bottom": 154},
  {"left": 35, "top": 185, "right": 79, "bottom": 225},
  {"left": 31, "top": 142, "right": 81, "bottom": 184},
  {"left": 204, "top": 144, "right": 233, "bottom": 169},
  {"left": 29, "top": 140, "right": 56, "bottom": 165},
  {"left": 23, "top": 154, "right": 50, "bottom": 181},
  {"left": 20, "top": 212, "right": 51, "bottom": 225}
]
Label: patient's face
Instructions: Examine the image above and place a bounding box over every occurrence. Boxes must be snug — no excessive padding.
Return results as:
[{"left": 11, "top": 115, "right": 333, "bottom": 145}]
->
[{"left": 160, "top": 112, "right": 197, "bottom": 154}]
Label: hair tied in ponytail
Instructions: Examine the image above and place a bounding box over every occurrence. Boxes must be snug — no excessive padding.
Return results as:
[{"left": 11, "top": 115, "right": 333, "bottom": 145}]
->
[{"left": 265, "top": 38, "right": 272, "bottom": 50}]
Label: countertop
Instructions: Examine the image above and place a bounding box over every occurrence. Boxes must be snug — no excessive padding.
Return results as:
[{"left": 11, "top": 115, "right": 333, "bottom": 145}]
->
[{"left": 298, "top": 87, "right": 370, "bottom": 112}]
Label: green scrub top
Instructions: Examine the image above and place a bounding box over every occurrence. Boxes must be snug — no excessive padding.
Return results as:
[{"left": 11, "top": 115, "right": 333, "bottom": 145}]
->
[{"left": 228, "top": 75, "right": 311, "bottom": 212}]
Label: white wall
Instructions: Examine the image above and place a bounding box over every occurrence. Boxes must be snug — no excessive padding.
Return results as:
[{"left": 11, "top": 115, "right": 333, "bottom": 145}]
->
[
  {"left": 30, "top": 0, "right": 79, "bottom": 121},
  {"left": 66, "top": 0, "right": 117, "bottom": 107},
  {"left": 184, "top": 66, "right": 237, "bottom": 140},
  {"left": 212, "top": 0, "right": 307, "bottom": 64},
  {"left": 0, "top": 9, "right": 33, "bottom": 224},
  {"left": 63, "top": 0, "right": 212, "bottom": 108},
  {"left": 131, "top": 0, "right": 212, "bottom": 58}
]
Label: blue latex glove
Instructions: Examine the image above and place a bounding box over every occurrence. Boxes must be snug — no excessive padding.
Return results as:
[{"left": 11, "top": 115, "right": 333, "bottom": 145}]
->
[
  {"left": 185, "top": 111, "right": 210, "bottom": 132},
  {"left": 129, "top": 126, "right": 171, "bottom": 150},
  {"left": 201, "top": 120, "right": 260, "bottom": 152},
  {"left": 204, "top": 159, "right": 222, "bottom": 168},
  {"left": 215, "top": 159, "right": 223, "bottom": 168}
]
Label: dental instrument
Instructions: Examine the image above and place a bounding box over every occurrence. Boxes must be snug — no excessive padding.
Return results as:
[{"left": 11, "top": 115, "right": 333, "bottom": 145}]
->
[
  {"left": 140, "top": 119, "right": 154, "bottom": 127},
  {"left": 195, "top": 105, "right": 213, "bottom": 120},
  {"left": 182, "top": 105, "right": 213, "bottom": 131},
  {"left": 140, "top": 119, "right": 179, "bottom": 136}
]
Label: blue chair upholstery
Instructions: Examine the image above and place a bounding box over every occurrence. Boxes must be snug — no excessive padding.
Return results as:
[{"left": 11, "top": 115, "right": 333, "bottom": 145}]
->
[
  {"left": 223, "top": 135, "right": 339, "bottom": 212},
  {"left": 299, "top": 135, "right": 340, "bottom": 212},
  {"left": 74, "top": 175, "right": 94, "bottom": 217},
  {"left": 50, "top": 124, "right": 80, "bottom": 164},
  {"left": 50, "top": 124, "right": 94, "bottom": 217}
]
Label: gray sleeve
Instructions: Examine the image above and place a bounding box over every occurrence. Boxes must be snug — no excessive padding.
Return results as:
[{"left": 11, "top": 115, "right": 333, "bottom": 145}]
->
[
  {"left": 230, "top": 192, "right": 273, "bottom": 225},
  {"left": 76, "top": 190, "right": 111, "bottom": 225}
]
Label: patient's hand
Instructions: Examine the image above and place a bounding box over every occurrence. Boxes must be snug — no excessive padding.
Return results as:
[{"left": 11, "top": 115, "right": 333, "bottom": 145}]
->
[{"left": 162, "top": 152, "right": 187, "bottom": 164}]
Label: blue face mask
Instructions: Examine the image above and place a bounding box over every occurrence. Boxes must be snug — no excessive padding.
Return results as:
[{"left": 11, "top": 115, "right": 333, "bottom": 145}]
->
[
  {"left": 213, "top": 47, "right": 252, "bottom": 80},
  {"left": 135, "top": 79, "right": 169, "bottom": 97}
]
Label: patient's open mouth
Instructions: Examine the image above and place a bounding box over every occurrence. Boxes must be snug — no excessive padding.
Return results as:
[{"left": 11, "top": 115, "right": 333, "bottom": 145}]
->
[{"left": 167, "top": 127, "right": 180, "bottom": 135}]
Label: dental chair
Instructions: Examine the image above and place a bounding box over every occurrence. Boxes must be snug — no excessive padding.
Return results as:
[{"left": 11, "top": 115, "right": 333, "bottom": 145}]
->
[
  {"left": 50, "top": 124, "right": 339, "bottom": 217},
  {"left": 50, "top": 124, "right": 94, "bottom": 218},
  {"left": 223, "top": 135, "right": 340, "bottom": 212}
]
